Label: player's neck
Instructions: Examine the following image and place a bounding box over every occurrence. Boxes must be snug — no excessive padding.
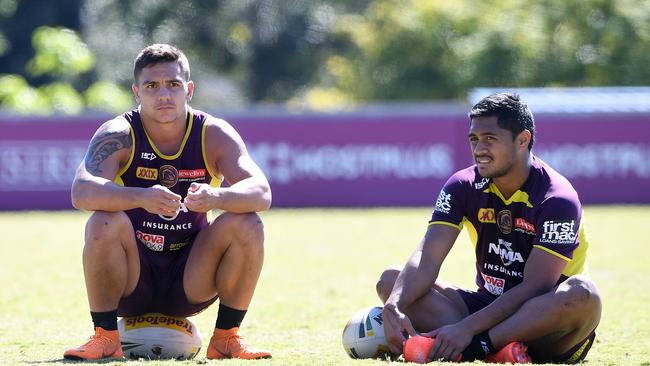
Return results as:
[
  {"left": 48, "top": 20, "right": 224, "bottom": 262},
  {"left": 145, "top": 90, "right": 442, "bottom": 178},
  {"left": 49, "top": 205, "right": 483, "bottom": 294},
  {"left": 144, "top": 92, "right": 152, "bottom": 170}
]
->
[
  {"left": 492, "top": 154, "right": 533, "bottom": 199},
  {"left": 139, "top": 108, "right": 189, "bottom": 155}
]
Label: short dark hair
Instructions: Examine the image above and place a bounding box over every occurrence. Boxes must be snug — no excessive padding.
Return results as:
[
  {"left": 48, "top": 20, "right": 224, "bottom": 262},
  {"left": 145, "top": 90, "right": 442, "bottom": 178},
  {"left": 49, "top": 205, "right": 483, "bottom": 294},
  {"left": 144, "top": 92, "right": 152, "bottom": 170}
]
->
[
  {"left": 133, "top": 44, "right": 190, "bottom": 84},
  {"left": 469, "top": 92, "right": 535, "bottom": 150}
]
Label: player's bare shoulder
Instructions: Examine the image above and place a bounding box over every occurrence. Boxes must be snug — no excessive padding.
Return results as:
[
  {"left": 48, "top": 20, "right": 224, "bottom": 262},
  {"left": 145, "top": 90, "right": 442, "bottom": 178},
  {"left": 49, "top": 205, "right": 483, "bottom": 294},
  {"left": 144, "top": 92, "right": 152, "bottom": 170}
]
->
[
  {"left": 203, "top": 116, "right": 243, "bottom": 143},
  {"left": 201, "top": 115, "right": 259, "bottom": 182},
  {"left": 84, "top": 116, "right": 133, "bottom": 176},
  {"left": 202, "top": 116, "right": 248, "bottom": 156}
]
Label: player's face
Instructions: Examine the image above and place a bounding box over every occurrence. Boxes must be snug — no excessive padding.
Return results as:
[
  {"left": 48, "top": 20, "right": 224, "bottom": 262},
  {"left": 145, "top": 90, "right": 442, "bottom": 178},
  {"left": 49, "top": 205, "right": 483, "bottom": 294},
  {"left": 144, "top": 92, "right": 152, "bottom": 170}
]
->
[
  {"left": 468, "top": 116, "right": 521, "bottom": 178},
  {"left": 132, "top": 62, "right": 194, "bottom": 125}
]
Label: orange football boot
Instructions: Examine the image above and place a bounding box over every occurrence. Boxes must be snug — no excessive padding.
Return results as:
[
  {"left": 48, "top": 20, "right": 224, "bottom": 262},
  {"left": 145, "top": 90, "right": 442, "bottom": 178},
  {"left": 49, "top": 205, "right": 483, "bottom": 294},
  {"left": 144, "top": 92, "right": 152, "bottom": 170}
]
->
[
  {"left": 207, "top": 327, "right": 271, "bottom": 360},
  {"left": 63, "top": 327, "right": 124, "bottom": 360},
  {"left": 484, "top": 342, "right": 532, "bottom": 364}
]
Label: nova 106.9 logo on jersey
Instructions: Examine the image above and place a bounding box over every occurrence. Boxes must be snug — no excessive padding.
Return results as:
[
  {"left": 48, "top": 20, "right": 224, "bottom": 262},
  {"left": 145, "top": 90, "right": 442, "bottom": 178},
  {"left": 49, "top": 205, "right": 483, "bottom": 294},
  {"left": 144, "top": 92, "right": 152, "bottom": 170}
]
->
[{"left": 481, "top": 272, "right": 505, "bottom": 295}]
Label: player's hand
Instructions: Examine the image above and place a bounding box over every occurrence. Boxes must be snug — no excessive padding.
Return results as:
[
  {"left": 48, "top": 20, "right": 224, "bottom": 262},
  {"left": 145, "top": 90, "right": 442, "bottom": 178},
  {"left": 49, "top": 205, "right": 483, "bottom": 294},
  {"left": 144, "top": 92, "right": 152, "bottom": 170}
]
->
[
  {"left": 141, "top": 184, "right": 182, "bottom": 216},
  {"left": 184, "top": 182, "right": 219, "bottom": 212},
  {"left": 422, "top": 323, "right": 472, "bottom": 362},
  {"left": 382, "top": 303, "right": 417, "bottom": 355}
]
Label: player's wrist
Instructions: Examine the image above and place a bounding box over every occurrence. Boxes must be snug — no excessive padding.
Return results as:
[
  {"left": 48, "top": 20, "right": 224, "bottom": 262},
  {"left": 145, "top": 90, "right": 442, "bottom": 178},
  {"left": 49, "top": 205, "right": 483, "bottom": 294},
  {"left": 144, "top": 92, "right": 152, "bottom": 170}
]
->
[
  {"left": 385, "top": 300, "right": 408, "bottom": 320},
  {"left": 456, "top": 316, "right": 483, "bottom": 337},
  {"left": 206, "top": 187, "right": 224, "bottom": 210},
  {"left": 130, "top": 187, "right": 148, "bottom": 209}
]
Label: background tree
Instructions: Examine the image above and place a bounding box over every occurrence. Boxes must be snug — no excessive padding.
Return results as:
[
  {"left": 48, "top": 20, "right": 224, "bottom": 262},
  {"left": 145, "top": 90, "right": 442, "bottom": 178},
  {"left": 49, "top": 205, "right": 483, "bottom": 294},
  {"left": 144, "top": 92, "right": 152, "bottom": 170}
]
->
[
  {"left": 0, "top": 0, "right": 131, "bottom": 114},
  {"left": 81, "top": 0, "right": 371, "bottom": 108},
  {"left": 313, "top": 0, "right": 650, "bottom": 103},
  {"left": 1, "top": 0, "right": 649, "bottom": 114}
]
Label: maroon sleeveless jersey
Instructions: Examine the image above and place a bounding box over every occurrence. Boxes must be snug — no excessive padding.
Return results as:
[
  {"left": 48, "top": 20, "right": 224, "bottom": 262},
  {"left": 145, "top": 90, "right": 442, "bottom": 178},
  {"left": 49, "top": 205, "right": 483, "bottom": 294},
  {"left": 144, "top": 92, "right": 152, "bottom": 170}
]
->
[{"left": 116, "top": 108, "right": 221, "bottom": 252}]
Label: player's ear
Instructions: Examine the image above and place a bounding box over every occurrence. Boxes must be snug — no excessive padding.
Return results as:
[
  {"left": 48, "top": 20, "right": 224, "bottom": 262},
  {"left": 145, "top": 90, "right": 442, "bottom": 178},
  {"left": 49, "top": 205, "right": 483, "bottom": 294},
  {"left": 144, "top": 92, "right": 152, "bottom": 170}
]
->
[
  {"left": 186, "top": 80, "right": 194, "bottom": 102},
  {"left": 132, "top": 83, "right": 140, "bottom": 103},
  {"left": 518, "top": 130, "right": 531, "bottom": 149}
]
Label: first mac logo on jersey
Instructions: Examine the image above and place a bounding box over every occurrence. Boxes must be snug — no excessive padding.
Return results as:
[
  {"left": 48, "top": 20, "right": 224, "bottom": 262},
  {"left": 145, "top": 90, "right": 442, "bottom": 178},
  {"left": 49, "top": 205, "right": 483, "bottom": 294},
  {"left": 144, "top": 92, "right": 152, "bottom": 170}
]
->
[{"left": 540, "top": 220, "right": 577, "bottom": 245}]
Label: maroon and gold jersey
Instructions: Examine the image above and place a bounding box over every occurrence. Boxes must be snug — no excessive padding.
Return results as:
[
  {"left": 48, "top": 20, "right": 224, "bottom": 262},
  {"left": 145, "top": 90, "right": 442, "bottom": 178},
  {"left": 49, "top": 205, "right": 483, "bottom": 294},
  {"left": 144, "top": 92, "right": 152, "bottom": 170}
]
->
[
  {"left": 115, "top": 108, "right": 222, "bottom": 252},
  {"left": 430, "top": 156, "right": 589, "bottom": 295}
]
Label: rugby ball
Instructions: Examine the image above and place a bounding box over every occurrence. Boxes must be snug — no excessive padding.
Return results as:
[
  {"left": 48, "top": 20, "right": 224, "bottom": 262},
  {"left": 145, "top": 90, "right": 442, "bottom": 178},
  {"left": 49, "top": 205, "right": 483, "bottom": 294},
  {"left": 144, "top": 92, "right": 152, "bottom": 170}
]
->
[
  {"left": 342, "top": 306, "right": 391, "bottom": 359},
  {"left": 118, "top": 313, "right": 202, "bottom": 360}
]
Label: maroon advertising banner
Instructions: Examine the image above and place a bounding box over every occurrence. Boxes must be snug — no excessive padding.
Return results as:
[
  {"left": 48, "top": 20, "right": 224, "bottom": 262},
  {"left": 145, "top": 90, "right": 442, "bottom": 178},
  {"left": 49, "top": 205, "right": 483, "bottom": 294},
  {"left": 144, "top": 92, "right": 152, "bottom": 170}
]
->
[{"left": 1, "top": 112, "right": 649, "bottom": 210}]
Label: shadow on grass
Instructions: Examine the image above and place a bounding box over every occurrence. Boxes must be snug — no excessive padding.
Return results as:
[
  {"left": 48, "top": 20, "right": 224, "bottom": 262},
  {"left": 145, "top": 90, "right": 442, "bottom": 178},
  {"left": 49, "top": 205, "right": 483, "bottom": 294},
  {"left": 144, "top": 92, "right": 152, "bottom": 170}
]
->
[{"left": 26, "top": 358, "right": 130, "bottom": 364}]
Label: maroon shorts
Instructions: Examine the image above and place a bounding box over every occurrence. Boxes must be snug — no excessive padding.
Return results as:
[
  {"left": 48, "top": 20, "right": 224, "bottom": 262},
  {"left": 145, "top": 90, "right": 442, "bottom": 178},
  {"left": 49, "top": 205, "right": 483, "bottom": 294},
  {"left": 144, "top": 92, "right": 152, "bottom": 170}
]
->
[
  {"left": 454, "top": 288, "right": 498, "bottom": 314},
  {"left": 117, "top": 236, "right": 218, "bottom": 317},
  {"left": 455, "top": 288, "right": 596, "bottom": 364},
  {"left": 532, "top": 330, "right": 596, "bottom": 364}
]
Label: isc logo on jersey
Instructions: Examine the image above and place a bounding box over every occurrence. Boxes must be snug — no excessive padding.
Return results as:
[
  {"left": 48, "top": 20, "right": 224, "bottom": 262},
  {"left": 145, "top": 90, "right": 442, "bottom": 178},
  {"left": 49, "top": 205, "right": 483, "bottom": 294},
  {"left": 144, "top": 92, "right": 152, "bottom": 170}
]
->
[
  {"left": 136, "top": 230, "right": 164, "bottom": 251},
  {"left": 141, "top": 152, "right": 157, "bottom": 161},
  {"left": 540, "top": 220, "right": 577, "bottom": 245},
  {"left": 474, "top": 178, "right": 490, "bottom": 190},
  {"left": 481, "top": 272, "right": 505, "bottom": 295},
  {"left": 435, "top": 190, "right": 452, "bottom": 214}
]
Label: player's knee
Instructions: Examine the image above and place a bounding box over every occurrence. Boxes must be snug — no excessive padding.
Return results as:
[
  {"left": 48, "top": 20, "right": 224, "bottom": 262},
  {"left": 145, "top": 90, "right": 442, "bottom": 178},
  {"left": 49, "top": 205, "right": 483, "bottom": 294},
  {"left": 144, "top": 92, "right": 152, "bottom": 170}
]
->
[
  {"left": 376, "top": 266, "right": 402, "bottom": 302},
  {"left": 85, "top": 211, "right": 130, "bottom": 248},
  {"left": 558, "top": 275, "right": 602, "bottom": 315},
  {"left": 220, "top": 212, "right": 265, "bottom": 253}
]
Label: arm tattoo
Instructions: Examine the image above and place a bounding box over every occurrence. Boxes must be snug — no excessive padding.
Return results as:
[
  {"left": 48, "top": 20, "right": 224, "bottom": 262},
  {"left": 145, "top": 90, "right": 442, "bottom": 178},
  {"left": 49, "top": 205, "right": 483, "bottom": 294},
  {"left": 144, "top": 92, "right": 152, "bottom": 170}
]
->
[{"left": 85, "top": 130, "right": 132, "bottom": 174}]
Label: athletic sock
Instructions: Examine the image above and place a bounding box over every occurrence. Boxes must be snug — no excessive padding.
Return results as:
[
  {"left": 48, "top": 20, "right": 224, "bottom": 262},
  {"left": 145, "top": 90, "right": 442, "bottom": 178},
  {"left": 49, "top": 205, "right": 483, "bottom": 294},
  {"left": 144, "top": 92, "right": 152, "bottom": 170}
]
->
[
  {"left": 90, "top": 310, "right": 118, "bottom": 331},
  {"left": 215, "top": 303, "right": 247, "bottom": 330},
  {"left": 461, "top": 330, "right": 497, "bottom": 361}
]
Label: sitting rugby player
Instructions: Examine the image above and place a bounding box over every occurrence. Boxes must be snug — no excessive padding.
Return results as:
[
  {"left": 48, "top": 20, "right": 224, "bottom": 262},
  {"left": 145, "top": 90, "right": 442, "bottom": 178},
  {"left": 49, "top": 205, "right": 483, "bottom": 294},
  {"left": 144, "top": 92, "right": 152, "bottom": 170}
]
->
[{"left": 378, "top": 93, "right": 601, "bottom": 364}]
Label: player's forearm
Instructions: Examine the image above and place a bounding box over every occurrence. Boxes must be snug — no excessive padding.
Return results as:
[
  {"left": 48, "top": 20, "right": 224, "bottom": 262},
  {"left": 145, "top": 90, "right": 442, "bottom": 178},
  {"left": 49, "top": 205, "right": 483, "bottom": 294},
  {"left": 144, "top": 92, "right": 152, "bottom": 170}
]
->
[
  {"left": 213, "top": 176, "right": 272, "bottom": 213},
  {"left": 390, "top": 250, "right": 439, "bottom": 310},
  {"left": 71, "top": 176, "right": 144, "bottom": 212},
  {"left": 458, "top": 281, "right": 549, "bottom": 335}
]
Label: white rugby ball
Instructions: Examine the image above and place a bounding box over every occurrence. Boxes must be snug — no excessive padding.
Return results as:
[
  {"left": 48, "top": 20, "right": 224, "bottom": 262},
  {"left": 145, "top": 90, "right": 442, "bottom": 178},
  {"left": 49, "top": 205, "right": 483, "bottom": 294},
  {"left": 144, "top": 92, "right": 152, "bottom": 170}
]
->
[
  {"left": 342, "top": 306, "right": 391, "bottom": 359},
  {"left": 118, "top": 313, "right": 202, "bottom": 360}
]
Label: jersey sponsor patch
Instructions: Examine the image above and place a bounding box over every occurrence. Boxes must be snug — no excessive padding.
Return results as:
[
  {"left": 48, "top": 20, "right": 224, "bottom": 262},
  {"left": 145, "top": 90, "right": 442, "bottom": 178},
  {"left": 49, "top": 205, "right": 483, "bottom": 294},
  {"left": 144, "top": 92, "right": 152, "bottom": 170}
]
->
[
  {"left": 159, "top": 165, "right": 178, "bottom": 187},
  {"left": 515, "top": 218, "right": 536, "bottom": 235},
  {"left": 478, "top": 208, "right": 496, "bottom": 223},
  {"left": 178, "top": 169, "right": 206, "bottom": 179},
  {"left": 141, "top": 152, "right": 157, "bottom": 161},
  {"left": 484, "top": 262, "right": 523, "bottom": 278},
  {"left": 136, "top": 230, "right": 164, "bottom": 251},
  {"left": 481, "top": 272, "right": 505, "bottom": 295},
  {"left": 136, "top": 167, "right": 158, "bottom": 180},
  {"left": 434, "top": 190, "right": 452, "bottom": 214},
  {"left": 540, "top": 220, "right": 577, "bottom": 245},
  {"left": 143, "top": 218, "right": 193, "bottom": 230},
  {"left": 488, "top": 239, "right": 524, "bottom": 266},
  {"left": 497, "top": 209, "right": 512, "bottom": 234},
  {"left": 474, "top": 177, "right": 490, "bottom": 189},
  {"left": 169, "top": 241, "right": 190, "bottom": 250}
]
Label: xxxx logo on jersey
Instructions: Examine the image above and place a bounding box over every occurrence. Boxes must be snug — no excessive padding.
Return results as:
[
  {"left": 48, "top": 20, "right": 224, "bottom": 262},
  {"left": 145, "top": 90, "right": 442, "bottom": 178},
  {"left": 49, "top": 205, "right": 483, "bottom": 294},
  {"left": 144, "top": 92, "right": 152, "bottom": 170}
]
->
[
  {"left": 478, "top": 208, "right": 496, "bottom": 223},
  {"left": 136, "top": 167, "right": 158, "bottom": 180}
]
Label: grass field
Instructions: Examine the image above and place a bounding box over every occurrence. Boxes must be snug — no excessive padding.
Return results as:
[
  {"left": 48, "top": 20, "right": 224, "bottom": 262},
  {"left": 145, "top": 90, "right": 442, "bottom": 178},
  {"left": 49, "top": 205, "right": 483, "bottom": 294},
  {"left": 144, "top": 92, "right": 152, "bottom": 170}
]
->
[{"left": 1, "top": 206, "right": 649, "bottom": 365}]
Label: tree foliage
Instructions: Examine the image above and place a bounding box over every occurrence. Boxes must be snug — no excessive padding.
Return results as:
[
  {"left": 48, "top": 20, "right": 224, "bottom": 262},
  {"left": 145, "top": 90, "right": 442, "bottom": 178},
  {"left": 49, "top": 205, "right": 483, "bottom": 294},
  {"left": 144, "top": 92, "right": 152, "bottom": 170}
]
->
[
  {"left": 80, "top": 0, "right": 370, "bottom": 108},
  {"left": 27, "top": 26, "right": 94, "bottom": 78},
  {"left": 0, "top": 25, "right": 128, "bottom": 114},
  {"left": 1, "top": 0, "right": 650, "bottom": 114},
  {"left": 315, "top": 0, "right": 650, "bottom": 102}
]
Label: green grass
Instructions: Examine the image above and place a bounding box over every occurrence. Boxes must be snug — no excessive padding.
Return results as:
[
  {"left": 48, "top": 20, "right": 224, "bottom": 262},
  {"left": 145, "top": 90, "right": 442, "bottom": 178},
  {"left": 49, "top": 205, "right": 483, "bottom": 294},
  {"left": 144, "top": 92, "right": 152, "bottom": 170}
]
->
[{"left": 0, "top": 206, "right": 649, "bottom": 365}]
